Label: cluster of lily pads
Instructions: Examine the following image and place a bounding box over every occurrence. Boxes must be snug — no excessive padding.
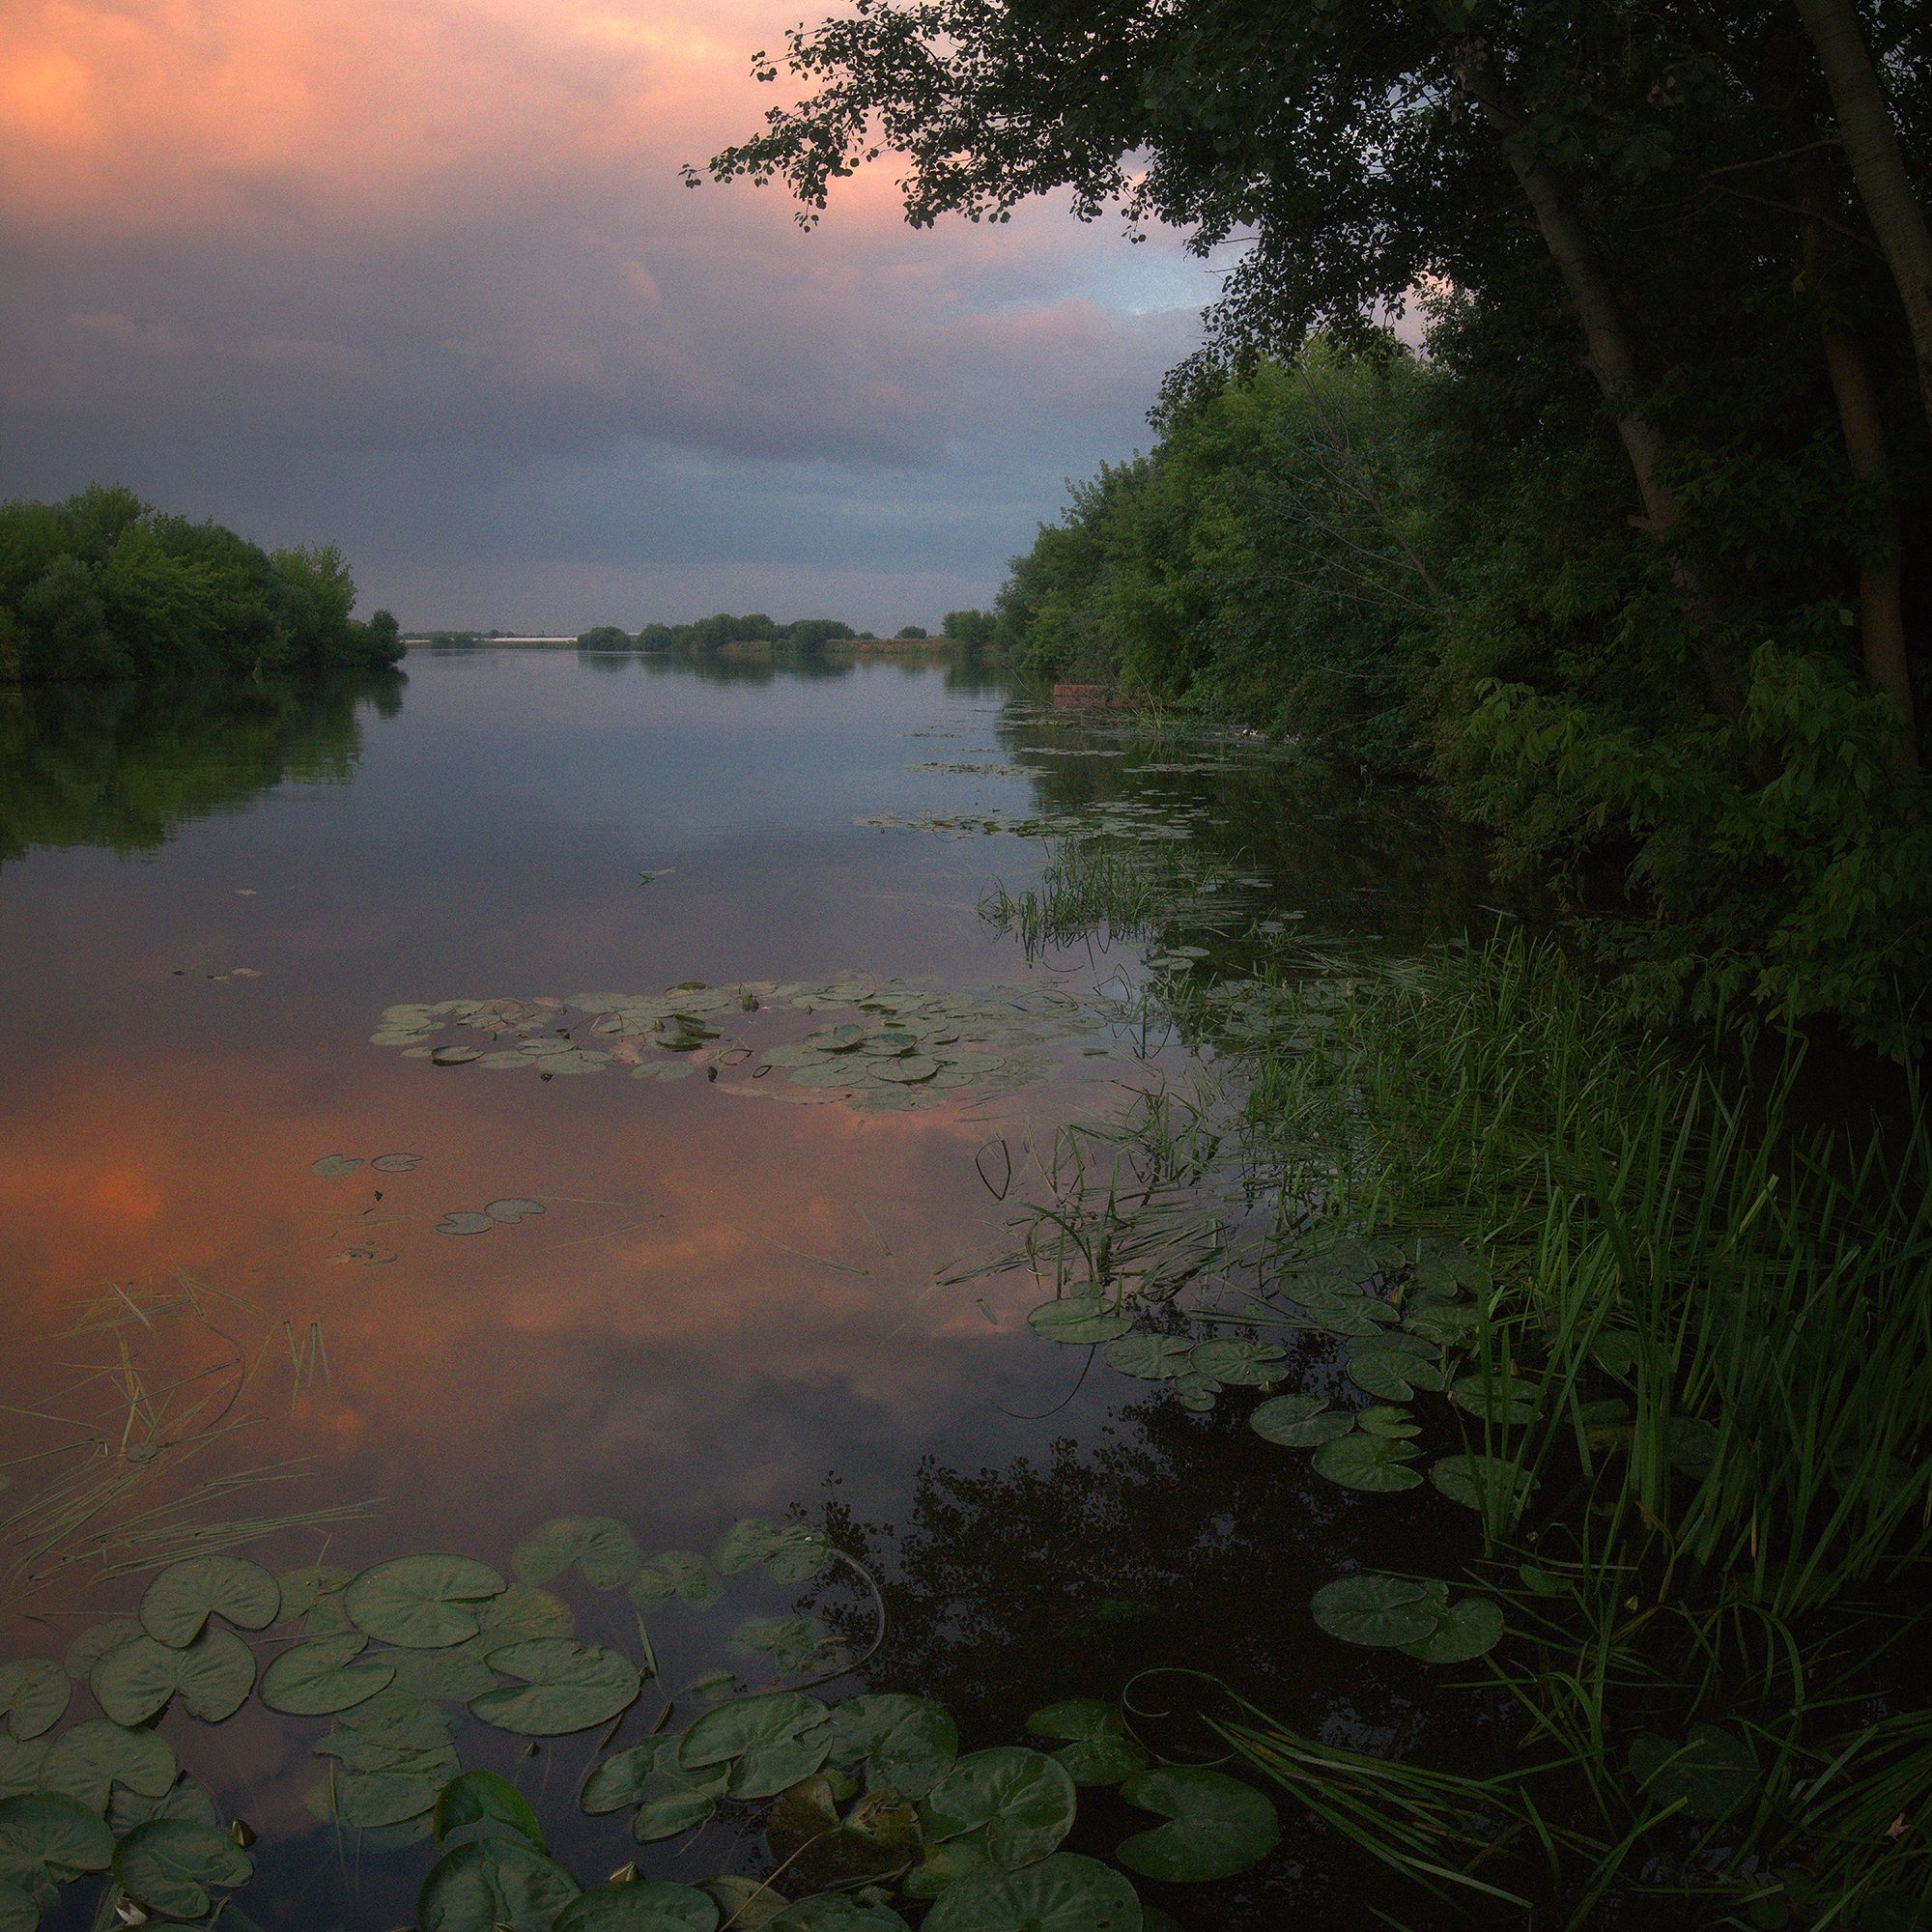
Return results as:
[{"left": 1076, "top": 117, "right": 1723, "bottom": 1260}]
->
[
  {"left": 368, "top": 978, "right": 1115, "bottom": 1115},
  {"left": 0, "top": 1513, "right": 1282, "bottom": 1932},
  {"left": 858, "top": 802, "right": 1206, "bottom": 844}
]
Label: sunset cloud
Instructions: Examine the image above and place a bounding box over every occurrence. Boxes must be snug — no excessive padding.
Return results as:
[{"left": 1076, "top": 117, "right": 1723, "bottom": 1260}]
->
[{"left": 0, "top": 0, "right": 1205, "bottom": 627}]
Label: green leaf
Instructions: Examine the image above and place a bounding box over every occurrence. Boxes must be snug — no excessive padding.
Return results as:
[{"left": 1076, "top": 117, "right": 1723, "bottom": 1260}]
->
[
  {"left": 38, "top": 1719, "right": 177, "bottom": 1812},
  {"left": 820, "top": 1695, "right": 958, "bottom": 1801},
  {"left": 512, "top": 1519, "right": 643, "bottom": 1592},
  {"left": 555, "top": 1880, "right": 720, "bottom": 1931},
  {"left": 1310, "top": 1575, "right": 1441, "bottom": 1648},
  {"left": 389, "top": 1643, "right": 501, "bottom": 1701},
  {"left": 260, "top": 1634, "right": 395, "bottom": 1716},
  {"left": 582, "top": 1737, "right": 728, "bottom": 1841},
  {"left": 919, "top": 1747, "right": 1076, "bottom": 1868},
  {"left": 469, "top": 1640, "right": 639, "bottom": 1737},
  {"left": 0, "top": 1742, "right": 43, "bottom": 1804},
  {"left": 62, "top": 1619, "right": 142, "bottom": 1683},
  {"left": 713, "top": 1520, "right": 831, "bottom": 1584},
  {"left": 1430, "top": 1454, "right": 1533, "bottom": 1519},
  {"left": 1347, "top": 1343, "right": 1449, "bottom": 1402},
  {"left": 91, "top": 1630, "right": 254, "bottom": 1726},
  {"left": 699, "top": 1875, "right": 788, "bottom": 1929},
  {"left": 139, "top": 1555, "right": 279, "bottom": 1648},
  {"left": 1028, "top": 1297, "right": 1134, "bottom": 1346},
  {"left": 628, "top": 1551, "right": 722, "bottom": 1607},
  {"left": 332, "top": 1767, "right": 449, "bottom": 1829},
  {"left": 111, "top": 1819, "right": 251, "bottom": 1918},
  {"left": 109, "top": 1775, "right": 221, "bottom": 1833},
  {"left": 1117, "top": 1767, "right": 1278, "bottom": 1882},
  {"left": 1629, "top": 1724, "right": 1758, "bottom": 1821},
  {"left": 1248, "top": 1395, "right": 1352, "bottom": 1448},
  {"left": 1450, "top": 1373, "right": 1541, "bottom": 1426},
  {"left": 923, "top": 1853, "right": 1141, "bottom": 1932},
  {"left": 681, "top": 1693, "right": 827, "bottom": 1771},
  {"left": 1024, "top": 1701, "right": 1149, "bottom": 1788},
  {"left": 1401, "top": 1596, "right": 1504, "bottom": 1664},
  {"left": 1101, "top": 1335, "right": 1195, "bottom": 1380},
  {"left": 0, "top": 1666, "right": 67, "bottom": 1743},
  {"left": 478, "top": 1584, "right": 576, "bottom": 1644},
  {"left": 1356, "top": 1406, "right": 1419, "bottom": 1438},
  {"left": 435, "top": 1770, "right": 547, "bottom": 1854},
  {"left": 768, "top": 1896, "right": 909, "bottom": 1931},
  {"left": 346, "top": 1556, "right": 505, "bottom": 1648},
  {"left": 0, "top": 1879, "right": 35, "bottom": 1932},
  {"left": 417, "top": 1838, "right": 582, "bottom": 1932},
  {"left": 0, "top": 1793, "right": 113, "bottom": 1884},
  {"left": 1312, "top": 1433, "right": 1422, "bottom": 1492},
  {"left": 1187, "top": 1339, "right": 1285, "bottom": 1385}
]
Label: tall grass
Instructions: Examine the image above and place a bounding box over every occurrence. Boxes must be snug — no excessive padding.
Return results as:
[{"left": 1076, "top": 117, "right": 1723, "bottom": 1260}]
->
[{"left": 1163, "top": 939, "right": 1930, "bottom": 1925}]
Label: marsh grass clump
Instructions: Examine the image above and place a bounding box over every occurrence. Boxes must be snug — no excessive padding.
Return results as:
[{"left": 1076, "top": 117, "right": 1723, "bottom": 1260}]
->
[{"left": 1179, "top": 937, "right": 1932, "bottom": 1926}]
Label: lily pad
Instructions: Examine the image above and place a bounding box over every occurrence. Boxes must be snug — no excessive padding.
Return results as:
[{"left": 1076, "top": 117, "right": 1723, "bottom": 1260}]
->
[
  {"left": 346, "top": 1555, "right": 505, "bottom": 1647},
  {"left": 438, "top": 1211, "right": 497, "bottom": 1236},
  {"left": 371, "top": 1151, "right": 424, "bottom": 1173},
  {"left": 38, "top": 1719, "right": 176, "bottom": 1812},
  {"left": 469, "top": 1641, "right": 639, "bottom": 1737},
  {"left": 1310, "top": 1575, "right": 1441, "bottom": 1648},
  {"left": 1629, "top": 1724, "right": 1759, "bottom": 1821},
  {"left": 1248, "top": 1395, "right": 1353, "bottom": 1448},
  {"left": 1187, "top": 1339, "right": 1285, "bottom": 1385},
  {"left": 629, "top": 1550, "right": 722, "bottom": 1607},
  {"left": 513, "top": 1518, "right": 642, "bottom": 1592},
  {"left": 1430, "top": 1454, "right": 1534, "bottom": 1519},
  {"left": 486, "top": 1198, "right": 547, "bottom": 1225},
  {"left": 769, "top": 1896, "right": 908, "bottom": 1931},
  {"left": 0, "top": 1741, "right": 43, "bottom": 1803},
  {"left": 311, "top": 1153, "right": 360, "bottom": 1176},
  {"left": 1028, "top": 1297, "right": 1134, "bottom": 1346},
  {"left": 556, "top": 1880, "right": 721, "bottom": 1931},
  {"left": 140, "top": 1555, "right": 279, "bottom": 1649},
  {"left": 1117, "top": 1766, "right": 1278, "bottom": 1882},
  {"left": 0, "top": 1794, "right": 110, "bottom": 1892},
  {"left": 417, "top": 1838, "right": 582, "bottom": 1932},
  {"left": 919, "top": 1747, "right": 1075, "bottom": 1869},
  {"left": 62, "top": 1618, "right": 142, "bottom": 1682},
  {"left": 714, "top": 1520, "right": 831, "bottom": 1584},
  {"left": 434, "top": 1770, "right": 546, "bottom": 1854},
  {"left": 1401, "top": 1595, "right": 1504, "bottom": 1664},
  {"left": 1450, "top": 1372, "right": 1542, "bottom": 1426},
  {"left": 276, "top": 1565, "right": 355, "bottom": 1632},
  {"left": 478, "top": 1584, "right": 576, "bottom": 1644},
  {"left": 112, "top": 1818, "right": 251, "bottom": 1918},
  {"left": 1101, "top": 1335, "right": 1195, "bottom": 1381},
  {"left": 261, "top": 1634, "right": 395, "bottom": 1716},
  {"left": 0, "top": 1663, "right": 68, "bottom": 1742},
  {"left": 1348, "top": 1344, "right": 1450, "bottom": 1403},
  {"left": 820, "top": 1695, "right": 958, "bottom": 1801},
  {"left": 923, "top": 1853, "right": 1141, "bottom": 1932},
  {"left": 1356, "top": 1406, "right": 1420, "bottom": 1438},
  {"left": 331, "top": 1767, "right": 450, "bottom": 1829},
  {"left": 1312, "top": 1433, "right": 1423, "bottom": 1492},
  {"left": 91, "top": 1631, "right": 254, "bottom": 1726},
  {"left": 1024, "top": 1700, "right": 1148, "bottom": 1787}
]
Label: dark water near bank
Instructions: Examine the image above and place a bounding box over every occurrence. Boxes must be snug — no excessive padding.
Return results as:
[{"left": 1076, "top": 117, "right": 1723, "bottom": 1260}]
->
[{"left": 0, "top": 650, "right": 1492, "bottom": 1927}]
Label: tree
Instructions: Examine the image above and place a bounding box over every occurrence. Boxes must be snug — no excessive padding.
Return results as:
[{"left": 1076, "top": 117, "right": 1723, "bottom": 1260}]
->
[
  {"left": 894, "top": 624, "right": 928, "bottom": 639},
  {"left": 576, "top": 624, "right": 634, "bottom": 650},
  {"left": 941, "top": 608, "right": 997, "bottom": 649}
]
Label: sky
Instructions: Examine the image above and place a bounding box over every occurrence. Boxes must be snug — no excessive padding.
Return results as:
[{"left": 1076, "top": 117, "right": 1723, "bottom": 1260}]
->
[{"left": 0, "top": 0, "right": 1214, "bottom": 632}]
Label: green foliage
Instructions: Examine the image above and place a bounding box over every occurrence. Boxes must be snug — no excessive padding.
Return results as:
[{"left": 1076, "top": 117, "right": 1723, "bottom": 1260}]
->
[
  {"left": 576, "top": 626, "right": 634, "bottom": 651},
  {"left": 0, "top": 487, "right": 405, "bottom": 682},
  {"left": 940, "top": 609, "right": 996, "bottom": 650}
]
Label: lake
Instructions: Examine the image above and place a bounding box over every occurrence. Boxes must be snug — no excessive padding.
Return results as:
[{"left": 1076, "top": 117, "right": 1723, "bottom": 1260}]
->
[{"left": 0, "top": 648, "right": 1492, "bottom": 1929}]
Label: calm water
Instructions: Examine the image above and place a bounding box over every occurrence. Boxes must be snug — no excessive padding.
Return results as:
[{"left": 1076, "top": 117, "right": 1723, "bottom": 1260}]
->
[{"left": 0, "top": 650, "right": 1491, "bottom": 1927}]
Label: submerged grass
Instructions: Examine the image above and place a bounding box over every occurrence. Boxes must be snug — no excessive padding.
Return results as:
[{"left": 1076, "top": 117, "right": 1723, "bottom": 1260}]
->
[{"left": 1182, "top": 938, "right": 1932, "bottom": 1928}]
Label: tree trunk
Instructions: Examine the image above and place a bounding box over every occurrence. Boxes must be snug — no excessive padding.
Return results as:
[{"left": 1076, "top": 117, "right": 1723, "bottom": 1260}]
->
[
  {"left": 1792, "top": 0, "right": 1932, "bottom": 436},
  {"left": 1457, "top": 51, "right": 1746, "bottom": 724},
  {"left": 1797, "top": 163, "right": 1918, "bottom": 764}
]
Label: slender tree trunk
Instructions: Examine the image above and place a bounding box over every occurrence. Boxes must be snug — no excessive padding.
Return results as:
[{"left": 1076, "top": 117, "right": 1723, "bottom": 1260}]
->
[
  {"left": 1792, "top": 0, "right": 1932, "bottom": 436},
  {"left": 1797, "top": 163, "right": 1918, "bottom": 764},
  {"left": 1457, "top": 50, "right": 1746, "bottom": 724}
]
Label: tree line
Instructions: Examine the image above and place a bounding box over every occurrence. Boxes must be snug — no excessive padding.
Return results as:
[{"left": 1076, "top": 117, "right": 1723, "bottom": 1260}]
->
[
  {"left": 700, "top": 0, "right": 1930, "bottom": 1053},
  {"left": 573, "top": 611, "right": 998, "bottom": 651},
  {"left": 0, "top": 487, "right": 404, "bottom": 683}
]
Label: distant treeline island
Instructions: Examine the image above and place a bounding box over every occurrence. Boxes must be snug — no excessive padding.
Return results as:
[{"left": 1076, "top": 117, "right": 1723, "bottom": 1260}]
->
[
  {"left": 0, "top": 487, "right": 404, "bottom": 683},
  {"left": 556, "top": 610, "right": 1000, "bottom": 654}
]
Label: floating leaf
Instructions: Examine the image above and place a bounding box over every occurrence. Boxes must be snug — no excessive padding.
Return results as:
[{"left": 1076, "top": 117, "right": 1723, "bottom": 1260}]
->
[
  {"left": 91, "top": 1631, "right": 254, "bottom": 1727},
  {"left": 438, "top": 1211, "right": 496, "bottom": 1236},
  {"left": 346, "top": 1556, "right": 504, "bottom": 1648},
  {"left": 434, "top": 1771, "right": 546, "bottom": 1854},
  {"left": 332, "top": 1767, "right": 449, "bottom": 1829},
  {"left": 38, "top": 1719, "right": 176, "bottom": 1812},
  {"left": 629, "top": 1551, "right": 722, "bottom": 1607},
  {"left": 389, "top": 1643, "right": 500, "bottom": 1701},
  {"left": 1356, "top": 1406, "right": 1420, "bottom": 1438},
  {"left": 0, "top": 1792, "right": 112, "bottom": 1899},
  {"left": 478, "top": 1584, "right": 576, "bottom": 1644},
  {"left": 1347, "top": 1344, "right": 1449, "bottom": 1403},
  {"left": 371, "top": 1152, "right": 424, "bottom": 1173},
  {"left": 1310, "top": 1576, "right": 1441, "bottom": 1649},
  {"left": 261, "top": 1635, "right": 395, "bottom": 1717},
  {"left": 138, "top": 1554, "right": 278, "bottom": 1649},
  {"left": 1024, "top": 1700, "right": 1148, "bottom": 1787},
  {"left": 583, "top": 1740, "right": 697, "bottom": 1816},
  {"left": 469, "top": 1641, "right": 639, "bottom": 1737},
  {"left": 919, "top": 1747, "right": 1075, "bottom": 1869},
  {"left": 555, "top": 1879, "right": 721, "bottom": 1930},
  {"left": 1101, "top": 1336, "right": 1194, "bottom": 1381},
  {"left": 1028, "top": 1297, "right": 1134, "bottom": 1346},
  {"left": 513, "top": 1518, "right": 642, "bottom": 1592},
  {"left": 923, "top": 1854, "right": 1141, "bottom": 1932},
  {"left": 63, "top": 1619, "right": 142, "bottom": 1683},
  {"left": 821, "top": 1695, "right": 958, "bottom": 1802},
  {"left": 1431, "top": 1455, "right": 1533, "bottom": 1519},
  {"left": 417, "top": 1838, "right": 582, "bottom": 1932},
  {"left": 0, "top": 1663, "right": 68, "bottom": 1742},
  {"left": 700, "top": 1874, "right": 789, "bottom": 1929},
  {"left": 311, "top": 1154, "right": 361, "bottom": 1177},
  {"left": 1188, "top": 1339, "right": 1285, "bottom": 1385},
  {"left": 1312, "top": 1434, "right": 1422, "bottom": 1492},
  {"left": 486, "top": 1198, "right": 546, "bottom": 1225},
  {"left": 1450, "top": 1373, "right": 1542, "bottom": 1426},
  {"left": 109, "top": 1775, "right": 220, "bottom": 1834},
  {"left": 112, "top": 1819, "right": 251, "bottom": 1918},
  {"left": 1629, "top": 1725, "right": 1759, "bottom": 1821},
  {"left": 680, "top": 1693, "right": 825, "bottom": 1772},
  {"left": 431, "top": 1046, "right": 481, "bottom": 1066},
  {"left": 0, "top": 1742, "right": 43, "bottom": 1803},
  {"left": 0, "top": 1880, "right": 33, "bottom": 1932},
  {"left": 1401, "top": 1596, "right": 1504, "bottom": 1664},
  {"left": 1248, "top": 1395, "right": 1352, "bottom": 1449},
  {"left": 769, "top": 1895, "right": 908, "bottom": 1931},
  {"left": 1117, "top": 1767, "right": 1278, "bottom": 1883},
  {"left": 714, "top": 1520, "right": 831, "bottom": 1584}
]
